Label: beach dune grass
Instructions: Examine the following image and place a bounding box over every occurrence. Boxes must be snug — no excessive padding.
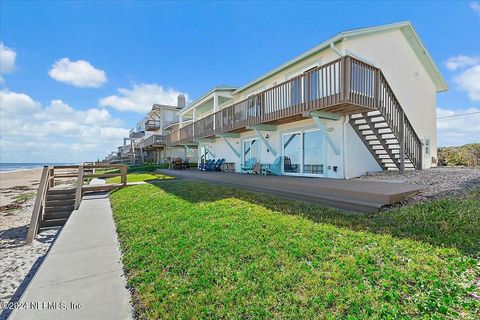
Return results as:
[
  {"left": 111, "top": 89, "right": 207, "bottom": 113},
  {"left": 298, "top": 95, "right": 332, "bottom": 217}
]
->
[{"left": 111, "top": 182, "right": 479, "bottom": 319}]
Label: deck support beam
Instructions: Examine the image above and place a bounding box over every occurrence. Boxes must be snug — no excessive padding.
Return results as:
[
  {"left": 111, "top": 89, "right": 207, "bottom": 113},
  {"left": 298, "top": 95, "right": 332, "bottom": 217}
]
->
[
  {"left": 250, "top": 126, "right": 278, "bottom": 157},
  {"left": 197, "top": 139, "right": 215, "bottom": 158},
  {"left": 304, "top": 111, "right": 341, "bottom": 121},
  {"left": 223, "top": 137, "right": 241, "bottom": 158},
  {"left": 247, "top": 124, "right": 277, "bottom": 131},
  {"left": 311, "top": 116, "right": 341, "bottom": 156}
]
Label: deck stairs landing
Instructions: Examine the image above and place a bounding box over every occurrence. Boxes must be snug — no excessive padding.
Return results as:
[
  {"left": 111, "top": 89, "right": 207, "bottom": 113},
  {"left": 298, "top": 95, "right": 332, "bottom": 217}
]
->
[
  {"left": 350, "top": 111, "right": 414, "bottom": 171},
  {"left": 39, "top": 186, "right": 76, "bottom": 231}
]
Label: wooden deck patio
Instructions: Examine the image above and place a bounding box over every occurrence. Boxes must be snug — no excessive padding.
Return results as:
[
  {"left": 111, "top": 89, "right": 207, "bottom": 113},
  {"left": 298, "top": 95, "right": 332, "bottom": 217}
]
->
[{"left": 158, "top": 170, "right": 424, "bottom": 212}]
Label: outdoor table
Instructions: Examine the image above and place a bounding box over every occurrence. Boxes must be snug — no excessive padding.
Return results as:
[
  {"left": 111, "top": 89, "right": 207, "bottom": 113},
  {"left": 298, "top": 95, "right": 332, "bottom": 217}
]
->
[{"left": 222, "top": 162, "right": 235, "bottom": 173}]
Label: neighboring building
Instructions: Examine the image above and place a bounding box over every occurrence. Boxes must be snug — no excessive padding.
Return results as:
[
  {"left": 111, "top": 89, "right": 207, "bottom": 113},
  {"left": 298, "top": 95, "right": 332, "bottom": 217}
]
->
[
  {"left": 164, "top": 21, "right": 447, "bottom": 179},
  {"left": 115, "top": 94, "right": 198, "bottom": 165}
]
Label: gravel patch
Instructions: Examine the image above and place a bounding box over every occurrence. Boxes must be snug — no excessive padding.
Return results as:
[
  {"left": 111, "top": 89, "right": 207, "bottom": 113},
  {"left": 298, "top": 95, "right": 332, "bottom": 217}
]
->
[{"left": 356, "top": 167, "right": 480, "bottom": 205}]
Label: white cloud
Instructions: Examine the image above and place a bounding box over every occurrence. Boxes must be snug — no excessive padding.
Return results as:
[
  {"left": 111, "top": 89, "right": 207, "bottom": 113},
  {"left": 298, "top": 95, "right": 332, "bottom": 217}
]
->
[
  {"left": 48, "top": 58, "right": 107, "bottom": 88},
  {"left": 0, "top": 90, "right": 40, "bottom": 113},
  {"left": 0, "top": 43, "right": 17, "bottom": 83},
  {"left": 437, "top": 107, "right": 480, "bottom": 147},
  {"left": 455, "top": 65, "right": 480, "bottom": 101},
  {"left": 445, "top": 55, "right": 480, "bottom": 102},
  {"left": 0, "top": 90, "right": 128, "bottom": 163},
  {"left": 471, "top": 1, "right": 480, "bottom": 16},
  {"left": 444, "top": 55, "right": 479, "bottom": 71},
  {"left": 99, "top": 83, "right": 187, "bottom": 113}
]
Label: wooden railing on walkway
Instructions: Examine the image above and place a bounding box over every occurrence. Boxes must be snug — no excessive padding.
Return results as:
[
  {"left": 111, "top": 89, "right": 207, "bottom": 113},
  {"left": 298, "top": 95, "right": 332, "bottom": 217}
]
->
[
  {"left": 166, "top": 55, "right": 422, "bottom": 169},
  {"left": 26, "top": 164, "right": 127, "bottom": 244}
]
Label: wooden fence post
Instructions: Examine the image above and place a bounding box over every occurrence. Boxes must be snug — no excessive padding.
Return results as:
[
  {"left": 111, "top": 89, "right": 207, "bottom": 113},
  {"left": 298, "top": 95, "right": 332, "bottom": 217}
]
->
[
  {"left": 74, "top": 165, "right": 84, "bottom": 210},
  {"left": 121, "top": 165, "right": 127, "bottom": 187},
  {"left": 26, "top": 166, "right": 49, "bottom": 244}
]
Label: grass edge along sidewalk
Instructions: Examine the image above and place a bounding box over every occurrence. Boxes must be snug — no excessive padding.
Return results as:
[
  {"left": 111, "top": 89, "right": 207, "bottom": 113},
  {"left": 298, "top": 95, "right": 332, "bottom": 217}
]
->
[{"left": 110, "top": 181, "right": 479, "bottom": 319}]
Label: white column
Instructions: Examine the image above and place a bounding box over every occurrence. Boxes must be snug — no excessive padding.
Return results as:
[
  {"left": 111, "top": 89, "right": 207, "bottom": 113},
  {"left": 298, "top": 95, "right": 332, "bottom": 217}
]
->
[
  {"left": 213, "top": 93, "right": 219, "bottom": 113},
  {"left": 193, "top": 107, "right": 197, "bottom": 122},
  {"left": 179, "top": 115, "right": 184, "bottom": 127}
]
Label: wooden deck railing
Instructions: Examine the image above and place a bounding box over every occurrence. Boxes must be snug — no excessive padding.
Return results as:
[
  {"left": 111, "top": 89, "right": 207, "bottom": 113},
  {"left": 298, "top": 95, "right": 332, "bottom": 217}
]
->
[
  {"left": 139, "top": 134, "right": 166, "bottom": 149},
  {"left": 145, "top": 120, "right": 160, "bottom": 131},
  {"left": 166, "top": 55, "right": 422, "bottom": 169},
  {"left": 26, "top": 164, "right": 127, "bottom": 244}
]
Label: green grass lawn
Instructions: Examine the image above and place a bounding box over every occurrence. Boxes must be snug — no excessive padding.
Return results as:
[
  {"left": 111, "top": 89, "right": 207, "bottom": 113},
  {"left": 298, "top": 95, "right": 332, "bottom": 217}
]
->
[
  {"left": 107, "top": 173, "right": 174, "bottom": 183},
  {"left": 111, "top": 182, "right": 480, "bottom": 319}
]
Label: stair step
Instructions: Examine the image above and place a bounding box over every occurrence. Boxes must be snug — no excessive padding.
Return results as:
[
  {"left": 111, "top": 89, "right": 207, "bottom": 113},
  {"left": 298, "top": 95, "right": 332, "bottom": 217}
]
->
[
  {"left": 45, "top": 199, "right": 75, "bottom": 207},
  {"left": 40, "top": 218, "right": 68, "bottom": 228},
  {"left": 47, "top": 188, "right": 76, "bottom": 195},
  {"left": 46, "top": 194, "right": 75, "bottom": 202},
  {"left": 43, "top": 210, "right": 72, "bottom": 220},
  {"left": 38, "top": 226, "right": 62, "bottom": 233},
  {"left": 45, "top": 205, "right": 74, "bottom": 214},
  {"left": 369, "top": 117, "right": 386, "bottom": 123}
]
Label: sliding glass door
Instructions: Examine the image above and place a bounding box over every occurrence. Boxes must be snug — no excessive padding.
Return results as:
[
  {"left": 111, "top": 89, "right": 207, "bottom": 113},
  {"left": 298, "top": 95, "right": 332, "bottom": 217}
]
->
[
  {"left": 283, "top": 133, "right": 301, "bottom": 173},
  {"left": 282, "top": 129, "right": 324, "bottom": 176}
]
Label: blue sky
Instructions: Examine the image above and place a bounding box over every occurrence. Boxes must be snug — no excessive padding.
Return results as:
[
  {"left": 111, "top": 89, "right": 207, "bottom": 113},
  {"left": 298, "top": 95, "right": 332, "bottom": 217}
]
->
[{"left": 1, "top": 1, "right": 479, "bottom": 162}]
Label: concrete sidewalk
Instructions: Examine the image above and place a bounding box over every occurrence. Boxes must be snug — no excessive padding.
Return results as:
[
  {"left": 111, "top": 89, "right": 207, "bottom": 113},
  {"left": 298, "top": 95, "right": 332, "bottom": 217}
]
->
[{"left": 9, "top": 190, "right": 133, "bottom": 320}]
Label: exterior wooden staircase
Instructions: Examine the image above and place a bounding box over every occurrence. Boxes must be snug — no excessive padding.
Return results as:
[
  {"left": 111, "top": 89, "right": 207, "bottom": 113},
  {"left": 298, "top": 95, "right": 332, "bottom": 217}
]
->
[
  {"left": 39, "top": 187, "right": 76, "bottom": 232},
  {"left": 26, "top": 164, "right": 127, "bottom": 243},
  {"left": 348, "top": 67, "right": 423, "bottom": 172}
]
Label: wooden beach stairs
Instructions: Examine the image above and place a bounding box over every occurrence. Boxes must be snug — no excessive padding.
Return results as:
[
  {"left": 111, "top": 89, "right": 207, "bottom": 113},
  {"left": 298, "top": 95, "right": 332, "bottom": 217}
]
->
[
  {"left": 40, "top": 186, "right": 76, "bottom": 231},
  {"left": 26, "top": 164, "right": 127, "bottom": 243}
]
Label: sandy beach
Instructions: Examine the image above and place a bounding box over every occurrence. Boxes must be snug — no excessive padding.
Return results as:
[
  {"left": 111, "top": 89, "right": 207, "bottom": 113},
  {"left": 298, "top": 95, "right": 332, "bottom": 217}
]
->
[{"left": 0, "top": 169, "right": 59, "bottom": 317}]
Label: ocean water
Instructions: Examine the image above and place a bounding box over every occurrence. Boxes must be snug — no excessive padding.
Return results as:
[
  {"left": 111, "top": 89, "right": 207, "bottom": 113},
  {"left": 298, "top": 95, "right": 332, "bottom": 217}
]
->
[{"left": 0, "top": 163, "right": 76, "bottom": 172}]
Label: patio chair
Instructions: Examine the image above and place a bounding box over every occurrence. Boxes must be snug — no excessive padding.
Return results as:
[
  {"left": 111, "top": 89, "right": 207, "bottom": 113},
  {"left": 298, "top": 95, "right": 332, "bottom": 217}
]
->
[
  {"left": 207, "top": 159, "right": 225, "bottom": 171},
  {"left": 199, "top": 159, "right": 214, "bottom": 171},
  {"left": 263, "top": 156, "right": 282, "bottom": 175},
  {"left": 284, "top": 156, "right": 298, "bottom": 173},
  {"left": 240, "top": 157, "right": 257, "bottom": 174},
  {"left": 205, "top": 159, "right": 221, "bottom": 171},
  {"left": 173, "top": 158, "right": 184, "bottom": 170}
]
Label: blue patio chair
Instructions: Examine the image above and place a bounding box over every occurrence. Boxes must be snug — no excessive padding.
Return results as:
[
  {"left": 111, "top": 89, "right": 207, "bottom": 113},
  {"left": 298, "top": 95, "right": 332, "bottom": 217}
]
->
[
  {"left": 240, "top": 157, "right": 257, "bottom": 174},
  {"left": 208, "top": 158, "right": 225, "bottom": 172},
  {"left": 206, "top": 159, "right": 221, "bottom": 171},
  {"left": 199, "top": 159, "right": 214, "bottom": 171},
  {"left": 263, "top": 156, "right": 282, "bottom": 175}
]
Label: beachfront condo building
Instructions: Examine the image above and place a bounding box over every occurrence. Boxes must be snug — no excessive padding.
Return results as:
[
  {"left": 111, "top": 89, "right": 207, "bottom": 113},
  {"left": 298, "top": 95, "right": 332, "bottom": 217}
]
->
[{"left": 163, "top": 21, "right": 446, "bottom": 179}]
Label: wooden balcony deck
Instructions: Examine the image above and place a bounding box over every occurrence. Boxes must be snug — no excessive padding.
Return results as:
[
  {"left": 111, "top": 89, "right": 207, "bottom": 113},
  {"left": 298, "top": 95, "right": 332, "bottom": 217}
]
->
[
  {"left": 139, "top": 134, "right": 166, "bottom": 149},
  {"left": 166, "top": 56, "right": 378, "bottom": 146},
  {"left": 145, "top": 120, "right": 160, "bottom": 131},
  {"left": 157, "top": 169, "right": 424, "bottom": 212}
]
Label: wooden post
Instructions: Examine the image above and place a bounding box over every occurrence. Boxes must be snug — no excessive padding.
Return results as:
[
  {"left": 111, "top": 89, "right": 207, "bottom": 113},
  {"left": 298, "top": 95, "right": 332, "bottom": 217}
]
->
[
  {"left": 121, "top": 165, "right": 127, "bottom": 187},
  {"left": 26, "top": 166, "right": 49, "bottom": 244},
  {"left": 48, "top": 166, "right": 55, "bottom": 187},
  {"left": 343, "top": 56, "right": 351, "bottom": 103},
  {"left": 375, "top": 69, "right": 381, "bottom": 108},
  {"left": 399, "top": 110, "right": 405, "bottom": 174},
  {"left": 74, "top": 165, "right": 84, "bottom": 210}
]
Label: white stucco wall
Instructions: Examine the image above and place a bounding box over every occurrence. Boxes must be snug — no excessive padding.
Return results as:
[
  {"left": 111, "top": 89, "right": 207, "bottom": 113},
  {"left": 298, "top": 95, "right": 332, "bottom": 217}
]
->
[{"left": 198, "top": 117, "right": 380, "bottom": 179}]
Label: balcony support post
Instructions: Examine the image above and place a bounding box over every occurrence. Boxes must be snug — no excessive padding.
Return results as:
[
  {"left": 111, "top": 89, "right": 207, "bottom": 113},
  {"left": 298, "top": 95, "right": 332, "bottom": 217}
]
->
[
  {"left": 197, "top": 139, "right": 215, "bottom": 158},
  {"left": 217, "top": 134, "right": 241, "bottom": 158},
  {"left": 311, "top": 116, "right": 341, "bottom": 156},
  {"left": 249, "top": 125, "right": 278, "bottom": 157}
]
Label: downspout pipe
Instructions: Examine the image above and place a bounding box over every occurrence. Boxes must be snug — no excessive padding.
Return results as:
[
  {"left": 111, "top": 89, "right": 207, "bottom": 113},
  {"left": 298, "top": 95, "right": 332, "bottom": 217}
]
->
[{"left": 330, "top": 42, "right": 343, "bottom": 57}]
